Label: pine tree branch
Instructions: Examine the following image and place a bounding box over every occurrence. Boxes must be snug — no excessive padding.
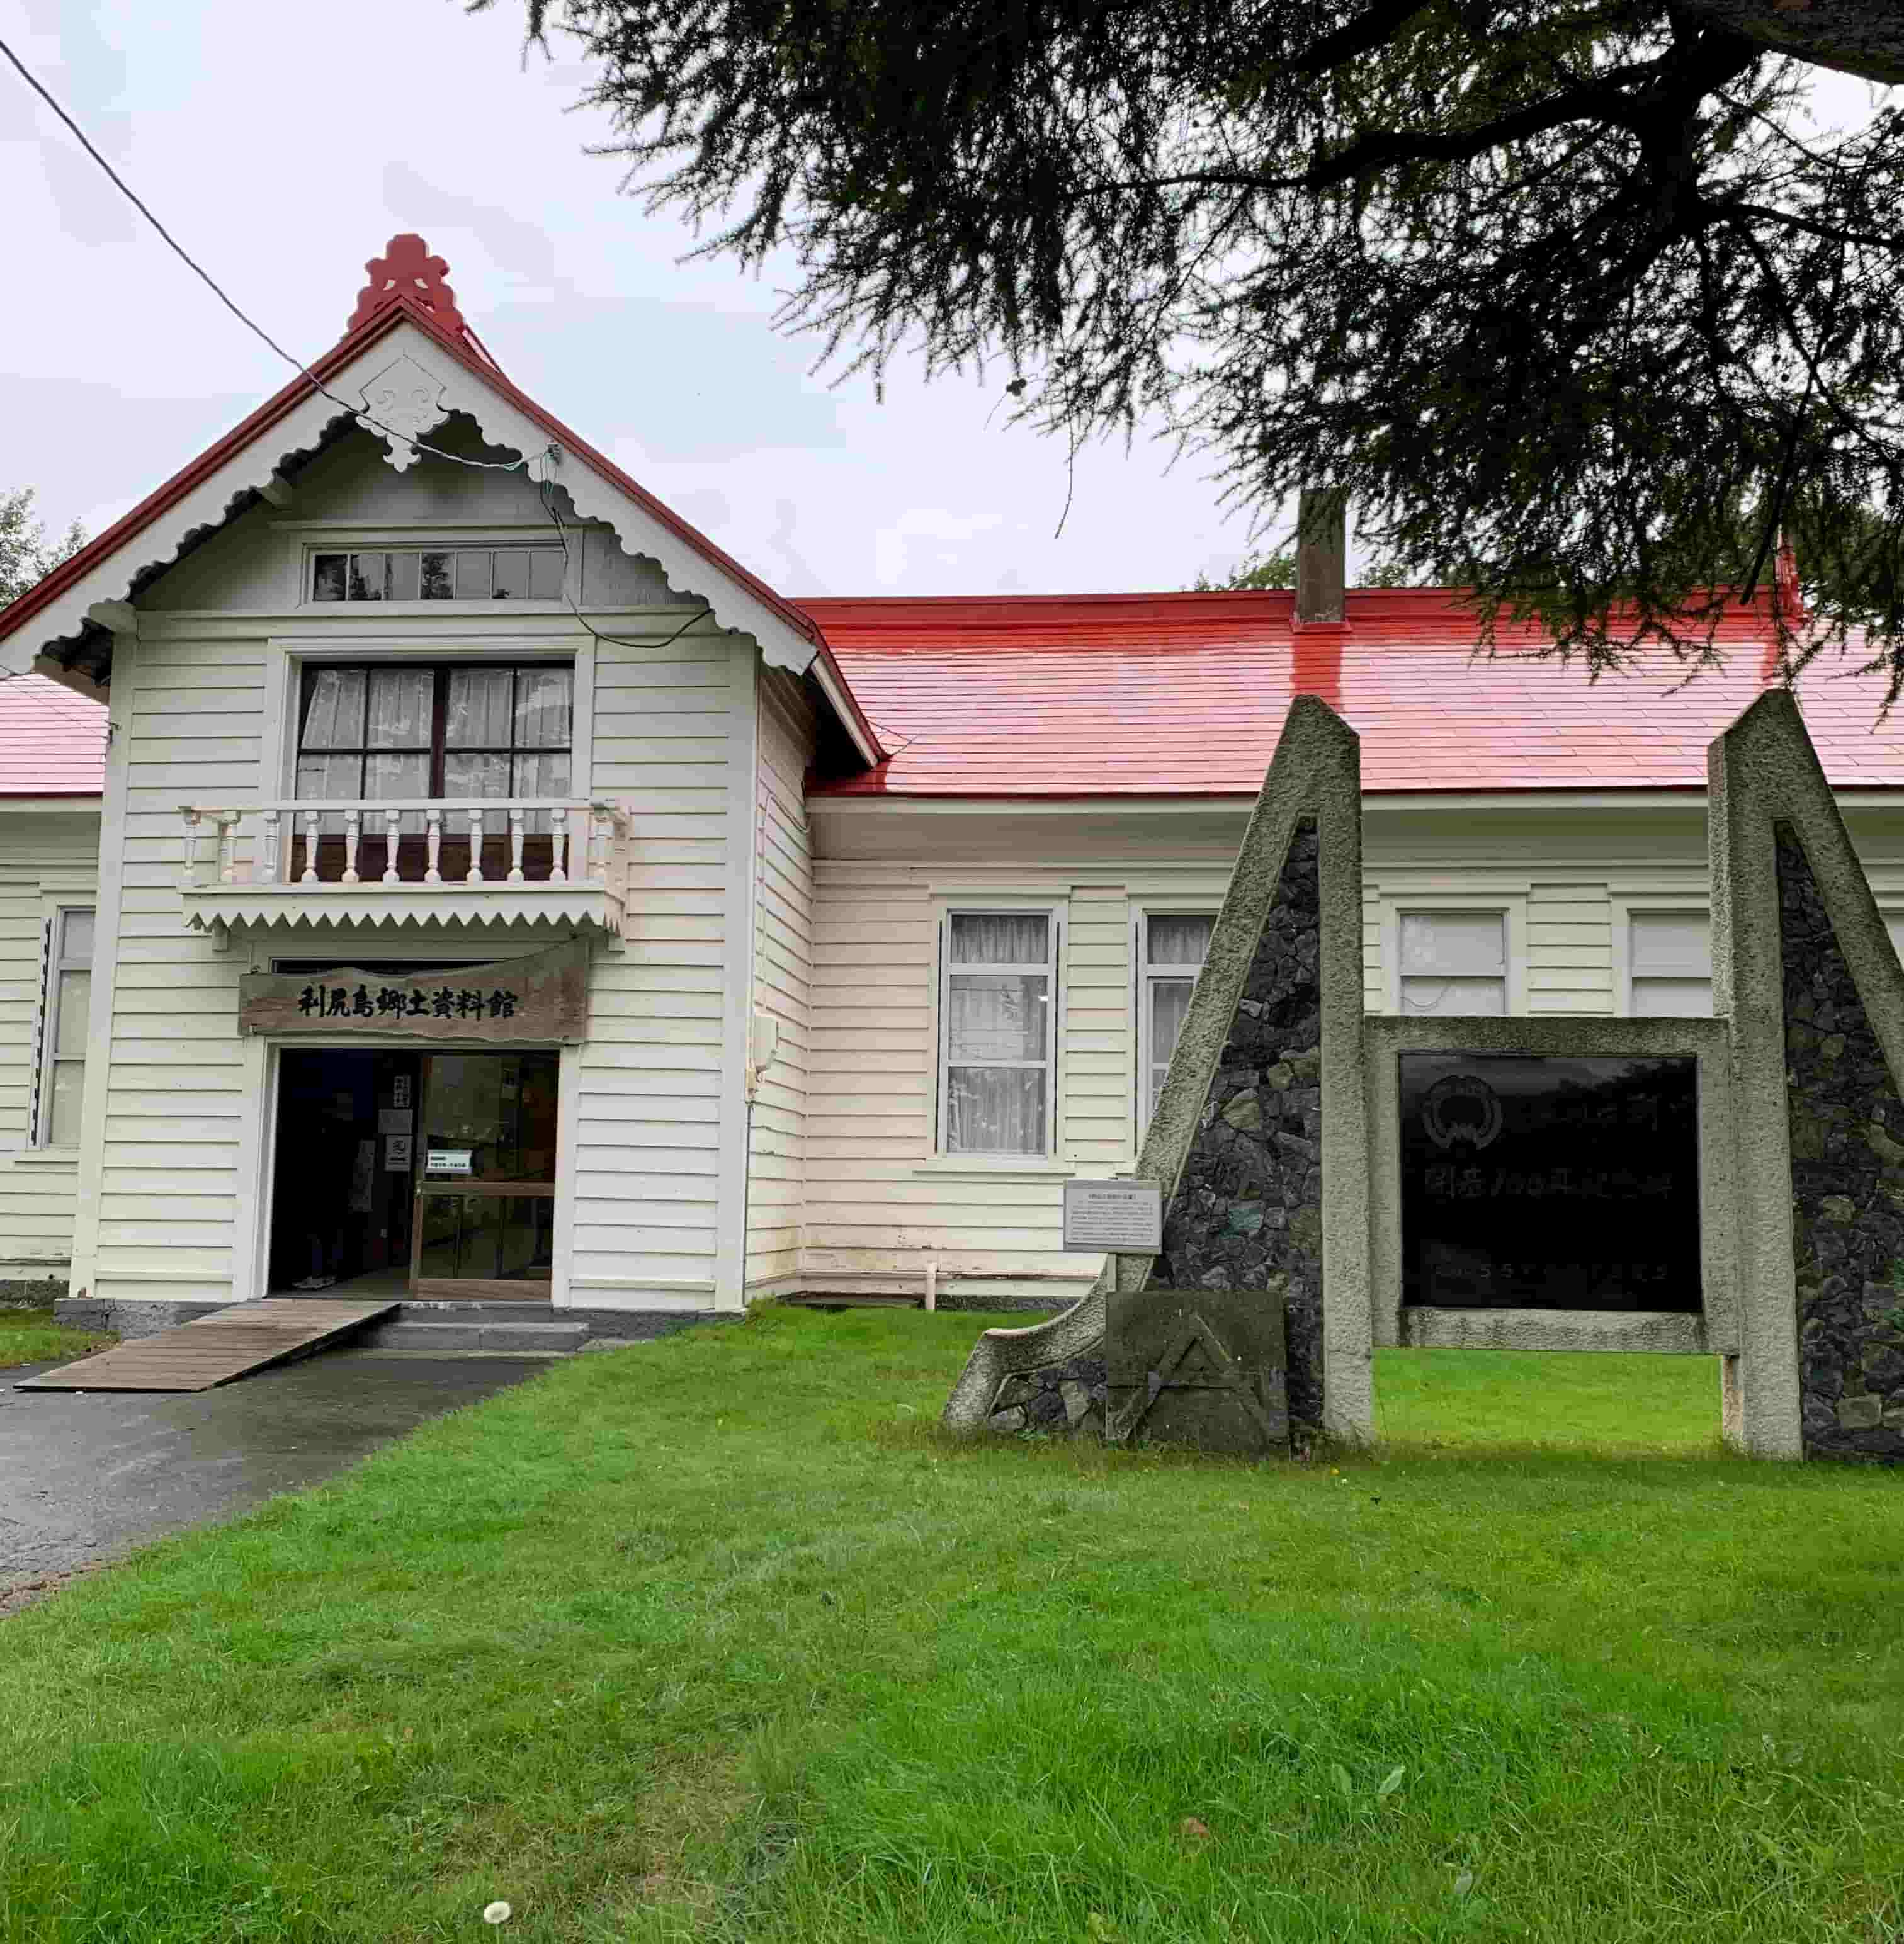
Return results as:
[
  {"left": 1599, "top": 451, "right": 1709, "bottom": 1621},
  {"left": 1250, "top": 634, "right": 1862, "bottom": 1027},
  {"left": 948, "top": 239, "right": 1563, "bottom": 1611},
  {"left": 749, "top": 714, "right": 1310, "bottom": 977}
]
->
[{"left": 1679, "top": 0, "right": 1904, "bottom": 85}]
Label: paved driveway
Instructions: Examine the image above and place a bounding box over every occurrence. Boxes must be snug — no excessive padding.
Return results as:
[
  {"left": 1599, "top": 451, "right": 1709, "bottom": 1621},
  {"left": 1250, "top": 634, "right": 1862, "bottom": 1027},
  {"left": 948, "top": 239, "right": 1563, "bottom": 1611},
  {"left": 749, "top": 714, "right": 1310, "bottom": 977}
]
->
[{"left": 0, "top": 1348, "right": 551, "bottom": 1605}]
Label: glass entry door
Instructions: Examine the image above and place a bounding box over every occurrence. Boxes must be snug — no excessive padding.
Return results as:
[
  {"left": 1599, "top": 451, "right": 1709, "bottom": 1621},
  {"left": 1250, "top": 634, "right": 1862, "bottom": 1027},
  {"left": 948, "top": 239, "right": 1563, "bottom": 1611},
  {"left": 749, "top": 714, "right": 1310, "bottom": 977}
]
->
[{"left": 409, "top": 1051, "right": 559, "bottom": 1300}]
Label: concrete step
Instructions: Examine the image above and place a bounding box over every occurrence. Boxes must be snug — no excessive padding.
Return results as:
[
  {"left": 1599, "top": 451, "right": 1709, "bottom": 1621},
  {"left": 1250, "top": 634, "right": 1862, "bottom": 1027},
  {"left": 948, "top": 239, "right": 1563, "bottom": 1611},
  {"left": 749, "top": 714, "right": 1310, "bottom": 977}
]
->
[{"left": 362, "top": 1316, "right": 589, "bottom": 1355}]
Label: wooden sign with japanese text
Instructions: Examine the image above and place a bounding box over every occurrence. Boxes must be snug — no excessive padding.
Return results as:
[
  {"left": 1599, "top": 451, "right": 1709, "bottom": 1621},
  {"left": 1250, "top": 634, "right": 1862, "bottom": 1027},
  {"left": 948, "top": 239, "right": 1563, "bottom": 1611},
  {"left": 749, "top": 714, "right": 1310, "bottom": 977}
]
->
[{"left": 238, "top": 940, "right": 588, "bottom": 1043}]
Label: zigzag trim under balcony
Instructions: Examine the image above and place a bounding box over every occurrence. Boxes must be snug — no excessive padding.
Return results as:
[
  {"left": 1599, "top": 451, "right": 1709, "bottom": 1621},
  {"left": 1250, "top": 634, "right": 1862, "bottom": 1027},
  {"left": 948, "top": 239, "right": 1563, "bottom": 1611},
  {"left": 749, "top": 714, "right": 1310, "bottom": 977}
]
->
[{"left": 178, "top": 886, "right": 620, "bottom": 933}]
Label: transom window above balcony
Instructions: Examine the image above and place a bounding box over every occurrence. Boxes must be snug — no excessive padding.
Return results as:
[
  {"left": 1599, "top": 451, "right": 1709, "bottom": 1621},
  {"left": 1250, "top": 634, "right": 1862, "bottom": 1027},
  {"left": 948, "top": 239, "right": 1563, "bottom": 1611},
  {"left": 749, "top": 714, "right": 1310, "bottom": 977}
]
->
[{"left": 310, "top": 545, "right": 565, "bottom": 603}]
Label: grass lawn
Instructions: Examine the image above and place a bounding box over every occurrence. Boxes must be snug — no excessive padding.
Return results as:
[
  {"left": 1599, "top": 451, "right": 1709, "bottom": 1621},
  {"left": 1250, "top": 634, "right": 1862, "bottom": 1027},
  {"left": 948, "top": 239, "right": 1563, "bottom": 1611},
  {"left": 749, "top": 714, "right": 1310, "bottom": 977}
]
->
[
  {"left": 2, "top": 1309, "right": 1900, "bottom": 1943},
  {"left": 0, "top": 1306, "right": 113, "bottom": 1371}
]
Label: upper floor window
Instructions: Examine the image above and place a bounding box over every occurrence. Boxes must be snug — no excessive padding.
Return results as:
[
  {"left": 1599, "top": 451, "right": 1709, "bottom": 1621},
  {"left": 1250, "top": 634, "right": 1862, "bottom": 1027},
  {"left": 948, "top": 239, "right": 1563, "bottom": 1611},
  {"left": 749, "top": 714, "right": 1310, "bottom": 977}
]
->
[
  {"left": 939, "top": 911, "right": 1057, "bottom": 1156},
  {"left": 1139, "top": 912, "right": 1215, "bottom": 1125},
  {"left": 310, "top": 546, "right": 564, "bottom": 604},
  {"left": 36, "top": 907, "right": 93, "bottom": 1148},
  {"left": 297, "top": 663, "right": 573, "bottom": 808},
  {"left": 1628, "top": 912, "right": 1712, "bottom": 1016},
  {"left": 1398, "top": 910, "right": 1508, "bottom": 1015}
]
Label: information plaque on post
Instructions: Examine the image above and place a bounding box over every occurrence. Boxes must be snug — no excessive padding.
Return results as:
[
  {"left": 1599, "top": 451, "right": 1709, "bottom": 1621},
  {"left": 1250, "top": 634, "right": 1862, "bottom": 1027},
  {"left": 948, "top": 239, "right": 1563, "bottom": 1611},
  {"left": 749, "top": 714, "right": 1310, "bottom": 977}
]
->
[{"left": 1063, "top": 1180, "right": 1163, "bottom": 1253}]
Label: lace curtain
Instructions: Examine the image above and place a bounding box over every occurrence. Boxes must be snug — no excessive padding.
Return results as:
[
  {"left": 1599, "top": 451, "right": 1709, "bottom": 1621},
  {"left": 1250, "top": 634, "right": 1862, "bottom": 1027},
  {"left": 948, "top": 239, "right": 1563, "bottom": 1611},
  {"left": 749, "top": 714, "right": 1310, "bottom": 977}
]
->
[
  {"left": 297, "top": 666, "right": 574, "bottom": 835},
  {"left": 945, "top": 913, "right": 1050, "bottom": 1154}
]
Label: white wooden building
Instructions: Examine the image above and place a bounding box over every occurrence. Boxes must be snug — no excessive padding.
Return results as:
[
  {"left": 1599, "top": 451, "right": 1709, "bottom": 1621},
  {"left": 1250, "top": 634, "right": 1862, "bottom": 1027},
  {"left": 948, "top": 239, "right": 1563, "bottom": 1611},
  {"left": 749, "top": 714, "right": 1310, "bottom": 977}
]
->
[{"left": 3, "top": 236, "right": 1901, "bottom": 1324}]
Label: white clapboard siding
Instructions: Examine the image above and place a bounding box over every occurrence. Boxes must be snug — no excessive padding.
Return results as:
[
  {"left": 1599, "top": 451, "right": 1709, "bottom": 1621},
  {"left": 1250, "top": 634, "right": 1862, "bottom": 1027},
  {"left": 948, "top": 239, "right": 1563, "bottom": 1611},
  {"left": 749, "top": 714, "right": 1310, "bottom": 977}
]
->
[
  {"left": 84, "top": 429, "right": 757, "bottom": 1311},
  {"left": 745, "top": 669, "right": 814, "bottom": 1294},
  {"left": 93, "top": 625, "right": 266, "bottom": 1303},
  {"left": 804, "top": 866, "right": 1118, "bottom": 1299},
  {"left": 0, "top": 819, "right": 99, "bottom": 1275},
  {"left": 563, "top": 624, "right": 740, "bottom": 1306}
]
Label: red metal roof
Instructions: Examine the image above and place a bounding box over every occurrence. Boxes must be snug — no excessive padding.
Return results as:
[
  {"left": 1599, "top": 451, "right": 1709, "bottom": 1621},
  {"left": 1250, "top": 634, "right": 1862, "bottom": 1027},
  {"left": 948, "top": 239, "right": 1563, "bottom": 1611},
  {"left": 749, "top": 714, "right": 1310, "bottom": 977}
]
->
[
  {"left": 0, "top": 674, "right": 106, "bottom": 796},
  {"left": 800, "top": 589, "right": 1904, "bottom": 796}
]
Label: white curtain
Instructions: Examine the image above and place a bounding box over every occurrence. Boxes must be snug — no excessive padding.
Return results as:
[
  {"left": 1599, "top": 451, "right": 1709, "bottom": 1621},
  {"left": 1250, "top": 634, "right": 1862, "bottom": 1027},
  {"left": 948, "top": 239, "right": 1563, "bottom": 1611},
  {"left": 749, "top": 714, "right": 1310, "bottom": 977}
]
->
[
  {"left": 301, "top": 667, "right": 365, "bottom": 750},
  {"left": 514, "top": 668, "right": 573, "bottom": 750},
  {"left": 1150, "top": 977, "right": 1196, "bottom": 1119},
  {"left": 448, "top": 668, "right": 514, "bottom": 747},
  {"left": 1148, "top": 913, "right": 1213, "bottom": 966},
  {"left": 368, "top": 668, "right": 431, "bottom": 748},
  {"left": 946, "top": 913, "right": 1050, "bottom": 1153},
  {"left": 1399, "top": 912, "right": 1507, "bottom": 1015},
  {"left": 949, "top": 912, "right": 1047, "bottom": 965},
  {"left": 946, "top": 1068, "right": 1046, "bottom": 1155}
]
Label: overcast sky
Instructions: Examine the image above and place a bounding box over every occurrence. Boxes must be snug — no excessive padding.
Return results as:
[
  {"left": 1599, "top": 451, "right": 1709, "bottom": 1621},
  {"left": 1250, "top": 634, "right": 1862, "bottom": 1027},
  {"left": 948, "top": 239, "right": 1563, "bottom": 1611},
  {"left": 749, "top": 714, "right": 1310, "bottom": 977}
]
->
[{"left": 3, "top": 3, "right": 1889, "bottom": 600}]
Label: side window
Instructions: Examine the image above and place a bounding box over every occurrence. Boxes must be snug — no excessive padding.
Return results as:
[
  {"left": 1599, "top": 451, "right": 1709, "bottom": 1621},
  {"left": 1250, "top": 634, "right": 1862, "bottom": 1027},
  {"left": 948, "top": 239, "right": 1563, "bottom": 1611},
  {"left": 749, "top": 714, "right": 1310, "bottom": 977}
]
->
[
  {"left": 1397, "top": 910, "right": 1507, "bottom": 1015},
  {"left": 37, "top": 907, "right": 94, "bottom": 1148},
  {"left": 1628, "top": 912, "right": 1712, "bottom": 1016},
  {"left": 1139, "top": 912, "right": 1215, "bottom": 1127},
  {"left": 939, "top": 912, "right": 1057, "bottom": 1156}
]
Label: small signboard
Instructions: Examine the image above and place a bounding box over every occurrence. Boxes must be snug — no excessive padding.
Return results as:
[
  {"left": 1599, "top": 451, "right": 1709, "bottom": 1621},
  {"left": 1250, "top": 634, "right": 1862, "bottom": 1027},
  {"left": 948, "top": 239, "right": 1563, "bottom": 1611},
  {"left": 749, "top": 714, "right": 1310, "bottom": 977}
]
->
[
  {"left": 1063, "top": 1179, "right": 1163, "bottom": 1252},
  {"left": 1398, "top": 1052, "right": 1700, "bottom": 1311},
  {"left": 392, "top": 1074, "right": 412, "bottom": 1109},
  {"left": 384, "top": 1134, "right": 412, "bottom": 1172},
  {"left": 377, "top": 1107, "right": 412, "bottom": 1136},
  {"left": 426, "top": 1147, "right": 473, "bottom": 1177}
]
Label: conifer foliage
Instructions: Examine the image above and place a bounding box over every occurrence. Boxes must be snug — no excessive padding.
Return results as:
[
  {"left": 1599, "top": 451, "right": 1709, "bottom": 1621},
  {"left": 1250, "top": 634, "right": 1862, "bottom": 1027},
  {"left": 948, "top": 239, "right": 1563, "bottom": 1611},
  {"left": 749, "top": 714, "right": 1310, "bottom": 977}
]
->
[{"left": 490, "top": 1, "right": 1904, "bottom": 685}]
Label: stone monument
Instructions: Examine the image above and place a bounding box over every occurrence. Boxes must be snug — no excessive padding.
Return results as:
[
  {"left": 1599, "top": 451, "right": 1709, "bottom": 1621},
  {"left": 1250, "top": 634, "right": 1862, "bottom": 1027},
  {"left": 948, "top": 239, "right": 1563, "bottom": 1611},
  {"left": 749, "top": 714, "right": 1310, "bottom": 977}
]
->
[{"left": 943, "top": 694, "right": 1373, "bottom": 1452}]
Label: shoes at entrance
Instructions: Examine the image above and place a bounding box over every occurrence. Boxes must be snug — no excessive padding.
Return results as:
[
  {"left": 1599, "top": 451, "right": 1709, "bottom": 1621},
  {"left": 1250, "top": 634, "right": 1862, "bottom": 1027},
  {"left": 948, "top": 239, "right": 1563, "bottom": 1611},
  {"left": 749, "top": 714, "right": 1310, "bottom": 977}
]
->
[{"left": 291, "top": 1275, "right": 338, "bottom": 1291}]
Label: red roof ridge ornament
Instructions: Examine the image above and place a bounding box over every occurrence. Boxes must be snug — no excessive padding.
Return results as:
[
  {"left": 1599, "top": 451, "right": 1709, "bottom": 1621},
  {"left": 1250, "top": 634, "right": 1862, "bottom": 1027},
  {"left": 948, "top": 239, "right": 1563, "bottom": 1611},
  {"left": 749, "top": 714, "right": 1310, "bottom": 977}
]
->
[{"left": 346, "top": 234, "right": 468, "bottom": 336}]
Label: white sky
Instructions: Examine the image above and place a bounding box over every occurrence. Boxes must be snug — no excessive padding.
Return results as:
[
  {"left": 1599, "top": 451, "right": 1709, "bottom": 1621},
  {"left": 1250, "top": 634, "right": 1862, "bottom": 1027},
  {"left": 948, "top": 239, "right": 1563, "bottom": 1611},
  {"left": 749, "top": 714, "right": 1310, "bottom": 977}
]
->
[{"left": 3, "top": 3, "right": 1888, "bottom": 600}]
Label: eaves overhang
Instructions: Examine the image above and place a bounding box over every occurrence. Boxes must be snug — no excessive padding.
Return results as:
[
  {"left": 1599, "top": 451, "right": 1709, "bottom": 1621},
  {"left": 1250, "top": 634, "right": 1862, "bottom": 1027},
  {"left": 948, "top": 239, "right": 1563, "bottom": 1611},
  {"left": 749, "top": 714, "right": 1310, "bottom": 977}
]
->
[
  {"left": 0, "top": 292, "right": 885, "bottom": 766},
  {"left": 805, "top": 786, "right": 1904, "bottom": 814}
]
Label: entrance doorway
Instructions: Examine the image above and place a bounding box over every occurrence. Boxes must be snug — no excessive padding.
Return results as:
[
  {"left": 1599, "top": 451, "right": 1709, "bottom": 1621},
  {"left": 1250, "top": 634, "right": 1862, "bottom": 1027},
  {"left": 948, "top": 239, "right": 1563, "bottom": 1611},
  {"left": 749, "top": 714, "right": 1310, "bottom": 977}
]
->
[{"left": 269, "top": 1048, "right": 559, "bottom": 1301}]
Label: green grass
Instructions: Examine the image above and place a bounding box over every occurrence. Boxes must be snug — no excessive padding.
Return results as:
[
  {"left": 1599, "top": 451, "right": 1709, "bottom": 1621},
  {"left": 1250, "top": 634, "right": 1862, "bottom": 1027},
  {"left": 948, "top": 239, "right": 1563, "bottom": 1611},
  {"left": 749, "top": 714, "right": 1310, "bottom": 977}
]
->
[
  {"left": 0, "top": 1307, "right": 112, "bottom": 1370},
  {"left": 1, "top": 1311, "right": 1900, "bottom": 1944}
]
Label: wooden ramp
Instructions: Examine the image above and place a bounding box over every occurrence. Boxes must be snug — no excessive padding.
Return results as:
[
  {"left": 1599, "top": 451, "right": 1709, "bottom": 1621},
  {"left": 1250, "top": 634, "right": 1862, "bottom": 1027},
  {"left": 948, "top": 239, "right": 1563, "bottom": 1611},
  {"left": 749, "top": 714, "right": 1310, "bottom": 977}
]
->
[{"left": 15, "top": 1300, "right": 398, "bottom": 1393}]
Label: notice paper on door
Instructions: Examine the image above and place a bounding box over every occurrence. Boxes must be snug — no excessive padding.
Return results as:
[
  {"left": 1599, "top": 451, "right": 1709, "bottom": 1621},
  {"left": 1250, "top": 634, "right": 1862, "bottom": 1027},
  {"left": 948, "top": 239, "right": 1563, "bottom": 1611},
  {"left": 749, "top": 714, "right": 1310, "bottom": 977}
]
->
[
  {"left": 426, "top": 1148, "right": 473, "bottom": 1176},
  {"left": 378, "top": 1107, "right": 412, "bottom": 1135}
]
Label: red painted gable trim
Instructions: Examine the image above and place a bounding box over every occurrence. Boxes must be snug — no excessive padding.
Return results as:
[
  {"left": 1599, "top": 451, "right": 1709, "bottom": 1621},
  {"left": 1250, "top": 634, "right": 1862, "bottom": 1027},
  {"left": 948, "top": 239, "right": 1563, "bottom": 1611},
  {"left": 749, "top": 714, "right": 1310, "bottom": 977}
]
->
[{"left": 0, "top": 295, "right": 883, "bottom": 762}]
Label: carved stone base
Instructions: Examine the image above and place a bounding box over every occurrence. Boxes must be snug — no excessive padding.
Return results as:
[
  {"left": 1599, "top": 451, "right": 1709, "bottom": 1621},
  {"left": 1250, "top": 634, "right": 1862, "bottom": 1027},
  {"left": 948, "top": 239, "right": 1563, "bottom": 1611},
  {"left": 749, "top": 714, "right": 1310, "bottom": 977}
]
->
[{"left": 1105, "top": 1284, "right": 1290, "bottom": 1455}]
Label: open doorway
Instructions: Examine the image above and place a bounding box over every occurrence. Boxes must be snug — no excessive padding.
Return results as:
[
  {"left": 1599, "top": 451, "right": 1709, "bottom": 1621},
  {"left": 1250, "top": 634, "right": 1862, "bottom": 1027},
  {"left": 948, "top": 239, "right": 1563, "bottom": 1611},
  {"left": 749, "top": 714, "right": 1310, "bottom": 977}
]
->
[
  {"left": 268, "top": 1047, "right": 560, "bottom": 1301},
  {"left": 269, "top": 1048, "right": 421, "bottom": 1297}
]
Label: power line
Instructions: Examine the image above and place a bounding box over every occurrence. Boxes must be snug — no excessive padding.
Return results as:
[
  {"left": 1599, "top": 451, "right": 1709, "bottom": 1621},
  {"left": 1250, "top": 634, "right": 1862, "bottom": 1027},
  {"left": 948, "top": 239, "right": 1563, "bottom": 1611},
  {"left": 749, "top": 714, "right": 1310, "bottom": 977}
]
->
[
  {"left": 1, "top": 33, "right": 728, "bottom": 667},
  {"left": 0, "top": 31, "right": 545, "bottom": 479}
]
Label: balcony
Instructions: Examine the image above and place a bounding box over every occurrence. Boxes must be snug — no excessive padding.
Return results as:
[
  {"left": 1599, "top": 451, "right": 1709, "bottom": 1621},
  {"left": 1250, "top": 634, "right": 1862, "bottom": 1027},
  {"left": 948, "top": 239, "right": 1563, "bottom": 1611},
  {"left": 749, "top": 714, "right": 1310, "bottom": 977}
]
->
[{"left": 176, "top": 797, "right": 631, "bottom": 939}]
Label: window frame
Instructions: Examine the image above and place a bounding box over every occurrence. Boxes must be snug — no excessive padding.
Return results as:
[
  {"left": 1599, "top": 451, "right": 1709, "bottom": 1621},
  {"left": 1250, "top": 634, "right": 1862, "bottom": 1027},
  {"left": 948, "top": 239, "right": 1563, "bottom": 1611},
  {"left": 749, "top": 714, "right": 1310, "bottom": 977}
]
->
[
  {"left": 1380, "top": 891, "right": 1529, "bottom": 1016},
  {"left": 305, "top": 542, "right": 569, "bottom": 607},
  {"left": 293, "top": 659, "right": 577, "bottom": 805},
  {"left": 34, "top": 905, "right": 94, "bottom": 1150},
  {"left": 1133, "top": 903, "right": 1220, "bottom": 1148},
  {"left": 935, "top": 905, "right": 1063, "bottom": 1159},
  {"left": 1611, "top": 893, "right": 1713, "bottom": 1018}
]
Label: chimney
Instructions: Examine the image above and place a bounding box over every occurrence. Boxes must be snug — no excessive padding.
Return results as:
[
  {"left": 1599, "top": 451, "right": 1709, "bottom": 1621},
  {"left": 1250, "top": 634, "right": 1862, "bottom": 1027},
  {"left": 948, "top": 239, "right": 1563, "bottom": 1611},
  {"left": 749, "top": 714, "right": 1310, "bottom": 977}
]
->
[{"left": 1295, "top": 487, "right": 1347, "bottom": 624}]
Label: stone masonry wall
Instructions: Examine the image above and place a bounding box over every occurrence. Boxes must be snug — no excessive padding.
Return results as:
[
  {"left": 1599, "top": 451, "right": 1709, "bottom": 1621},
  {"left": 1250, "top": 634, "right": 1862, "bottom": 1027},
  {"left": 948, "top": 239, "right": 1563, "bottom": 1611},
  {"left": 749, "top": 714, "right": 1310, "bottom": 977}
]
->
[
  {"left": 1147, "top": 819, "right": 1324, "bottom": 1433},
  {"left": 1777, "top": 824, "right": 1904, "bottom": 1460}
]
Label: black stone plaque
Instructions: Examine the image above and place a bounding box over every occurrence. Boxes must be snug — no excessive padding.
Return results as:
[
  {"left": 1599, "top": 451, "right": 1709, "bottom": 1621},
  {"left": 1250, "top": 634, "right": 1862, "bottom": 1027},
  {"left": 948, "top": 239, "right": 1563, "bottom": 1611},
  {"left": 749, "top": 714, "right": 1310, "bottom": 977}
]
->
[{"left": 1398, "top": 1053, "right": 1700, "bottom": 1312}]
